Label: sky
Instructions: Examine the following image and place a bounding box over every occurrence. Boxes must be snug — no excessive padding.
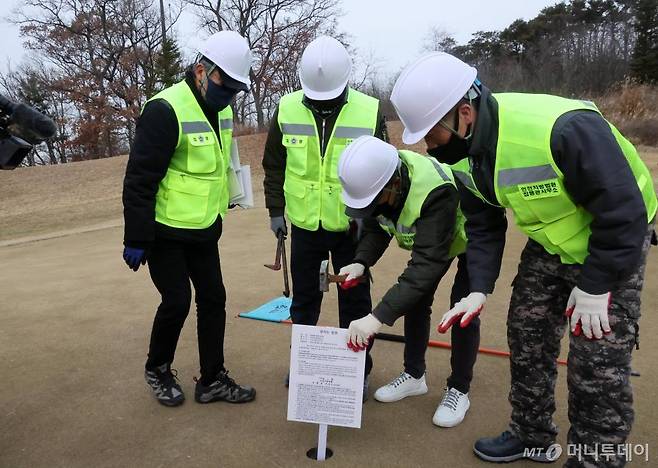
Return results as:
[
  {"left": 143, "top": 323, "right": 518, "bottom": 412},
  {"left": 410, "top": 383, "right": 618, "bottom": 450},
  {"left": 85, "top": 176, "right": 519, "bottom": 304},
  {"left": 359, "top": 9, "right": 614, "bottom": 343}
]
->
[{"left": 0, "top": 0, "right": 561, "bottom": 78}]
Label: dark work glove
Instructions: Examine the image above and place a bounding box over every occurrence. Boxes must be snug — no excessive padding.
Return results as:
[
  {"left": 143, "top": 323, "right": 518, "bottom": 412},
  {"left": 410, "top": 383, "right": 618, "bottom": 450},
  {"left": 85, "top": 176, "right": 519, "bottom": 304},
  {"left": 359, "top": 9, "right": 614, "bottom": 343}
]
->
[
  {"left": 123, "top": 246, "right": 147, "bottom": 272},
  {"left": 270, "top": 216, "right": 288, "bottom": 238}
]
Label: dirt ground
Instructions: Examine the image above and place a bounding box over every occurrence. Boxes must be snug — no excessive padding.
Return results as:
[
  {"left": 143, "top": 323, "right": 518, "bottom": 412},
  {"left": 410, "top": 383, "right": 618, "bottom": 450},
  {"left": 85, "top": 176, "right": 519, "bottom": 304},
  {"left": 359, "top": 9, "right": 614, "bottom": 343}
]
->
[{"left": 1, "top": 125, "right": 657, "bottom": 467}]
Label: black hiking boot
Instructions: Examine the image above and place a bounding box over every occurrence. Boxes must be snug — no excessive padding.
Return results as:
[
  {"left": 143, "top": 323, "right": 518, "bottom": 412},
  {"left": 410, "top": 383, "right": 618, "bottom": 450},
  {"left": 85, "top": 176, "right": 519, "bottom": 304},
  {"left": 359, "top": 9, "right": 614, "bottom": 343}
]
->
[
  {"left": 144, "top": 363, "right": 185, "bottom": 407},
  {"left": 194, "top": 369, "right": 256, "bottom": 404},
  {"left": 473, "top": 430, "right": 558, "bottom": 463}
]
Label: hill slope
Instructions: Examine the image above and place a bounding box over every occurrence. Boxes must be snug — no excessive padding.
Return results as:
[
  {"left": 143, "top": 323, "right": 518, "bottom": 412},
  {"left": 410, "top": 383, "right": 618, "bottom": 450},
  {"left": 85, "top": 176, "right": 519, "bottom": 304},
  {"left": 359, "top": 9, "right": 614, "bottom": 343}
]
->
[{"left": 1, "top": 122, "right": 656, "bottom": 242}]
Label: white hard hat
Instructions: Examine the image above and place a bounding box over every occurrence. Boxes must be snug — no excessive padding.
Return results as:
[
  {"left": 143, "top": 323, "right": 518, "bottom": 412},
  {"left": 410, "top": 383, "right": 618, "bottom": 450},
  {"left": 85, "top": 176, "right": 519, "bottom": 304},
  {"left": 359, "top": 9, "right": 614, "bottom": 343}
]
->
[
  {"left": 338, "top": 136, "right": 399, "bottom": 210},
  {"left": 299, "top": 36, "right": 352, "bottom": 100},
  {"left": 391, "top": 52, "right": 477, "bottom": 144},
  {"left": 197, "top": 31, "right": 253, "bottom": 90}
]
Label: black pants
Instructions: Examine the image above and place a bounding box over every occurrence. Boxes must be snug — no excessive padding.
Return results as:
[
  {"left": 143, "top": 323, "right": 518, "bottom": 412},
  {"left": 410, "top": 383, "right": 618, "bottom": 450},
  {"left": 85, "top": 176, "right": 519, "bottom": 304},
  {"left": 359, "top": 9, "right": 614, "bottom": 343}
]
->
[
  {"left": 145, "top": 238, "right": 226, "bottom": 384},
  {"left": 290, "top": 224, "right": 373, "bottom": 375},
  {"left": 403, "top": 253, "right": 480, "bottom": 393}
]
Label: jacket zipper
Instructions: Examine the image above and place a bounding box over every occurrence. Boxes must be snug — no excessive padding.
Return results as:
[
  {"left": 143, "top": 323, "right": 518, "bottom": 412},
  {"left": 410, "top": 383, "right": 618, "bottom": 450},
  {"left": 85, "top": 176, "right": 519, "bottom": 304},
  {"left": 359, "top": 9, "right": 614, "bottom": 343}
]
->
[
  {"left": 320, "top": 118, "right": 326, "bottom": 158},
  {"left": 319, "top": 118, "right": 327, "bottom": 222},
  {"left": 470, "top": 155, "right": 502, "bottom": 207}
]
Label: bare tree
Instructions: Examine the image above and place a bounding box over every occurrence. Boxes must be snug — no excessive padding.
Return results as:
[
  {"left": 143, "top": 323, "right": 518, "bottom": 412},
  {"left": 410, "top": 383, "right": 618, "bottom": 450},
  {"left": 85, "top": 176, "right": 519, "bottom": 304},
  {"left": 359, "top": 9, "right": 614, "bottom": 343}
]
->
[
  {"left": 183, "top": 0, "right": 343, "bottom": 128},
  {"left": 11, "top": 0, "right": 183, "bottom": 160},
  {"left": 422, "top": 26, "right": 457, "bottom": 53}
]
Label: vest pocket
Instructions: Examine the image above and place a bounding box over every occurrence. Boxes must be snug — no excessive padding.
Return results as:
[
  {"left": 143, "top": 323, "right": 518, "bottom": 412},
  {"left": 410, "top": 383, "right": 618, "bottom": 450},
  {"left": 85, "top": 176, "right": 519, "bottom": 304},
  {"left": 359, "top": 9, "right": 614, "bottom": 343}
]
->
[
  {"left": 526, "top": 195, "right": 576, "bottom": 224},
  {"left": 165, "top": 175, "right": 210, "bottom": 224},
  {"left": 329, "top": 144, "right": 346, "bottom": 181},
  {"left": 543, "top": 211, "right": 592, "bottom": 263},
  {"left": 282, "top": 135, "right": 308, "bottom": 176},
  {"left": 283, "top": 179, "right": 307, "bottom": 223},
  {"left": 321, "top": 183, "right": 348, "bottom": 231},
  {"left": 505, "top": 191, "right": 541, "bottom": 226},
  {"left": 187, "top": 132, "right": 217, "bottom": 174}
]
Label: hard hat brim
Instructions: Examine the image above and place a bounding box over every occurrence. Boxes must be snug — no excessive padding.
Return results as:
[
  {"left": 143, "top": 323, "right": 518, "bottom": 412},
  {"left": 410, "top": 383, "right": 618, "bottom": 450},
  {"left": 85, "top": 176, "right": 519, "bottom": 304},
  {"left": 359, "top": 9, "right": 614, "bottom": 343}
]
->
[
  {"left": 401, "top": 123, "right": 435, "bottom": 145},
  {"left": 300, "top": 79, "right": 348, "bottom": 101},
  {"left": 221, "top": 70, "right": 251, "bottom": 90},
  {"left": 341, "top": 188, "right": 380, "bottom": 211},
  {"left": 345, "top": 203, "right": 378, "bottom": 218},
  {"left": 218, "top": 67, "right": 250, "bottom": 91},
  {"left": 344, "top": 193, "right": 380, "bottom": 218}
]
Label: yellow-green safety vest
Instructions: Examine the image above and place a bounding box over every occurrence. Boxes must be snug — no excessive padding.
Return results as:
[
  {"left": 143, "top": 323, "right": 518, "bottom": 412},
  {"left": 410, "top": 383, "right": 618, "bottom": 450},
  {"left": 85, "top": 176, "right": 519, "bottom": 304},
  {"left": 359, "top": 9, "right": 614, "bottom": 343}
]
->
[
  {"left": 452, "top": 93, "right": 657, "bottom": 264},
  {"left": 377, "top": 150, "right": 467, "bottom": 258},
  {"left": 278, "top": 88, "right": 380, "bottom": 232},
  {"left": 148, "top": 81, "right": 234, "bottom": 229}
]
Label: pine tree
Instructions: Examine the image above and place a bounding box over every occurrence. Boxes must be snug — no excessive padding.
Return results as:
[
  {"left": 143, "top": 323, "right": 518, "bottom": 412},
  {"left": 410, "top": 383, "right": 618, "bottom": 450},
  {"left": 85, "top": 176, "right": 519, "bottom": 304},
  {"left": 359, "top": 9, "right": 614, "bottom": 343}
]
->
[
  {"left": 631, "top": 0, "right": 658, "bottom": 83},
  {"left": 155, "top": 37, "right": 184, "bottom": 90}
]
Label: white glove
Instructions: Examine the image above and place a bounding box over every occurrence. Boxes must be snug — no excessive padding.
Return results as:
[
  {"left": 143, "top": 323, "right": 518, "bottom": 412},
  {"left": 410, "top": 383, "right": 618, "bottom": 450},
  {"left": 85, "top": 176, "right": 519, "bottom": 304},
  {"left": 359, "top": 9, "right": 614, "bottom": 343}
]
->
[
  {"left": 566, "top": 286, "right": 611, "bottom": 339},
  {"left": 338, "top": 263, "right": 365, "bottom": 281},
  {"left": 438, "top": 292, "right": 487, "bottom": 333},
  {"left": 346, "top": 314, "right": 381, "bottom": 351}
]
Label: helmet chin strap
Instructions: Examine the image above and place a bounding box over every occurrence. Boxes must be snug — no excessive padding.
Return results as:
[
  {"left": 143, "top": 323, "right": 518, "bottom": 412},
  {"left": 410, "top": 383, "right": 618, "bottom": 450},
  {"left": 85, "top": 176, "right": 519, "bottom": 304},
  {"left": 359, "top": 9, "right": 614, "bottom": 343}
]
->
[{"left": 197, "top": 56, "right": 216, "bottom": 91}]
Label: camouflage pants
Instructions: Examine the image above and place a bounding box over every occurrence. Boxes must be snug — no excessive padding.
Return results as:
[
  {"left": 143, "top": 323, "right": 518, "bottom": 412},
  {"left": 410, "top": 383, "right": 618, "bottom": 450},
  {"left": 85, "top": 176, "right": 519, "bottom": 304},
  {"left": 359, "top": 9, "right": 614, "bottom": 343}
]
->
[{"left": 507, "top": 224, "right": 653, "bottom": 468}]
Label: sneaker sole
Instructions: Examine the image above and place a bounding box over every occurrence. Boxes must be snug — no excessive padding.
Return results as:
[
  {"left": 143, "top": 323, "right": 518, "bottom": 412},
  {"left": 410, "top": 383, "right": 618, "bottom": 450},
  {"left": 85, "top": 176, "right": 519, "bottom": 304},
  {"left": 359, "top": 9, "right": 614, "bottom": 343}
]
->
[
  {"left": 156, "top": 396, "right": 185, "bottom": 407},
  {"left": 432, "top": 399, "right": 470, "bottom": 428},
  {"left": 194, "top": 390, "right": 256, "bottom": 404},
  {"left": 374, "top": 385, "right": 428, "bottom": 403},
  {"left": 472, "top": 447, "right": 553, "bottom": 464}
]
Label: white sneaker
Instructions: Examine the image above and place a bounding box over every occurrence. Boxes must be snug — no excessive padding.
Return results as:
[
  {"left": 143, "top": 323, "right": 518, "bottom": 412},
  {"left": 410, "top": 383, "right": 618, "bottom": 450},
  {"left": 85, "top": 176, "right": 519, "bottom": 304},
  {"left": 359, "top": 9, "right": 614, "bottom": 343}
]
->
[
  {"left": 373, "top": 372, "right": 428, "bottom": 403},
  {"left": 432, "top": 387, "right": 470, "bottom": 427}
]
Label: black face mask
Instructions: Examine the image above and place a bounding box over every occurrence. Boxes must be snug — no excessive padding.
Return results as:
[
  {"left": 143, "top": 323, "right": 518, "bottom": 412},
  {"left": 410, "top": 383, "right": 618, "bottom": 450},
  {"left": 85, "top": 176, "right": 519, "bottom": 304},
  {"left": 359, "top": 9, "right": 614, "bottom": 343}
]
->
[
  {"left": 304, "top": 87, "right": 347, "bottom": 118},
  {"left": 427, "top": 133, "right": 470, "bottom": 165},
  {"left": 205, "top": 78, "right": 237, "bottom": 113}
]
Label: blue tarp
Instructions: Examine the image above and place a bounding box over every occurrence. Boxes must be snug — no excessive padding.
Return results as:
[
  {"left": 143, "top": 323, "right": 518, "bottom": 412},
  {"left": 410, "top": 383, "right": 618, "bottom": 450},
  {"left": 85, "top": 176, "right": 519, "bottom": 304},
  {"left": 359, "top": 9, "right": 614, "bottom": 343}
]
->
[{"left": 238, "top": 296, "right": 291, "bottom": 322}]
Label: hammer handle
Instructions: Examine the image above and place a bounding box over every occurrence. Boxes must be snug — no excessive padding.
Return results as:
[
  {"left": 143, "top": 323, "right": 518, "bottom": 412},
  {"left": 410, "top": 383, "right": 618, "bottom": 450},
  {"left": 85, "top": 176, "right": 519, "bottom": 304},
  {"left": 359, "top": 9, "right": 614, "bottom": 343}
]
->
[{"left": 327, "top": 273, "right": 349, "bottom": 283}]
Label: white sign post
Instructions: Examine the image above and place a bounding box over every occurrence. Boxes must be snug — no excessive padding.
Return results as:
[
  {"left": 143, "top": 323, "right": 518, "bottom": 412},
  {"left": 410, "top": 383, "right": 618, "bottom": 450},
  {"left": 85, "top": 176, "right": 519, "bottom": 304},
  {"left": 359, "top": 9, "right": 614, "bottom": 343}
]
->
[{"left": 287, "top": 324, "right": 366, "bottom": 460}]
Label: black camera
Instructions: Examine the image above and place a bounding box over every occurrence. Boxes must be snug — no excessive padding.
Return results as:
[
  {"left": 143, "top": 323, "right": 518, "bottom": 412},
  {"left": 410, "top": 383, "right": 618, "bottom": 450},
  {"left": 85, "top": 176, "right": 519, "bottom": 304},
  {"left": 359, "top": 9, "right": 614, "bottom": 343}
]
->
[{"left": 0, "top": 94, "right": 57, "bottom": 170}]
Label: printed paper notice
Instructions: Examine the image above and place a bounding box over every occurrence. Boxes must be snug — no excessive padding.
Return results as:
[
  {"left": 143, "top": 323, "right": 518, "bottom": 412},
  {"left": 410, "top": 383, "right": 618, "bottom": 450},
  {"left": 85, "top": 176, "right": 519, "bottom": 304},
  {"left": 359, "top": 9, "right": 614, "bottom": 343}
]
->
[{"left": 287, "top": 324, "right": 365, "bottom": 429}]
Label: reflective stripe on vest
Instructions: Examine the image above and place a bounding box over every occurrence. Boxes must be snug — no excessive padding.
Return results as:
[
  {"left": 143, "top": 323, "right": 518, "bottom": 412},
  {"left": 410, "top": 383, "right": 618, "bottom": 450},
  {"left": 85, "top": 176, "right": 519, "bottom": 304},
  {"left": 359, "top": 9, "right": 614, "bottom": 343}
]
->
[
  {"left": 453, "top": 168, "right": 476, "bottom": 190},
  {"left": 148, "top": 80, "right": 233, "bottom": 229},
  {"left": 181, "top": 121, "right": 212, "bottom": 134},
  {"left": 377, "top": 150, "right": 467, "bottom": 257},
  {"left": 280, "top": 123, "right": 316, "bottom": 136},
  {"left": 278, "top": 88, "right": 380, "bottom": 232},
  {"left": 333, "top": 126, "right": 373, "bottom": 138},
  {"left": 461, "top": 93, "right": 657, "bottom": 264},
  {"left": 497, "top": 165, "right": 559, "bottom": 187}
]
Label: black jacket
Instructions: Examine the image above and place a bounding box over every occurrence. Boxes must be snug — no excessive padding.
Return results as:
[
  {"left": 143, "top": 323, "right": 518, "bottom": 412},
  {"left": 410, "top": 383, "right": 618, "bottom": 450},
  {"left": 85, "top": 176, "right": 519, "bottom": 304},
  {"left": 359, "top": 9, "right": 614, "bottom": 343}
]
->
[
  {"left": 262, "top": 88, "right": 388, "bottom": 218},
  {"left": 460, "top": 86, "right": 650, "bottom": 295},
  {"left": 352, "top": 163, "right": 459, "bottom": 326},
  {"left": 122, "top": 71, "right": 223, "bottom": 248}
]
